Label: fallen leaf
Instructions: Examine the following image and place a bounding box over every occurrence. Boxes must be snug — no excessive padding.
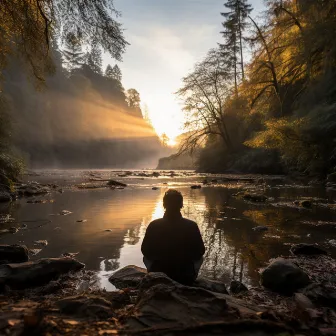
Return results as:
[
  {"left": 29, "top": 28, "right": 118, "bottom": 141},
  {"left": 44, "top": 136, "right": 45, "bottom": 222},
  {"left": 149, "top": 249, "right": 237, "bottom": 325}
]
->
[
  {"left": 63, "top": 319, "right": 80, "bottom": 326},
  {"left": 98, "top": 330, "right": 118, "bottom": 335},
  {"left": 8, "top": 319, "right": 21, "bottom": 327}
]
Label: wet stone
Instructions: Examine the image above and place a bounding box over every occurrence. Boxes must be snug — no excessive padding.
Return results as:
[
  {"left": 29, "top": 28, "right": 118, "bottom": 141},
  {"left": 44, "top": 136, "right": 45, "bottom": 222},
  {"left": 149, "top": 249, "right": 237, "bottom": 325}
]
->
[
  {"left": 261, "top": 258, "right": 310, "bottom": 295},
  {"left": 0, "top": 245, "right": 29, "bottom": 264},
  {"left": 0, "top": 258, "right": 85, "bottom": 290},
  {"left": 109, "top": 265, "right": 147, "bottom": 289},
  {"left": 290, "top": 244, "right": 328, "bottom": 256},
  {"left": 230, "top": 280, "right": 248, "bottom": 295}
]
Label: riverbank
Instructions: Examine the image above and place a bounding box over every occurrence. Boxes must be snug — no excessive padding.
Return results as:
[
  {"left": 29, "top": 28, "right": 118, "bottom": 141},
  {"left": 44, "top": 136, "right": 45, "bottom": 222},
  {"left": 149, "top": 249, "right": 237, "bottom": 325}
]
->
[{"left": 0, "top": 246, "right": 335, "bottom": 335}]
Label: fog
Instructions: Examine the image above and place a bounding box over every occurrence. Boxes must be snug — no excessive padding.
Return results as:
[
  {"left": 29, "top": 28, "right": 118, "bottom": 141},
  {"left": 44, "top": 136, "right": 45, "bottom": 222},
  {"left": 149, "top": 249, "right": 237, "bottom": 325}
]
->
[{"left": 2, "top": 48, "right": 172, "bottom": 169}]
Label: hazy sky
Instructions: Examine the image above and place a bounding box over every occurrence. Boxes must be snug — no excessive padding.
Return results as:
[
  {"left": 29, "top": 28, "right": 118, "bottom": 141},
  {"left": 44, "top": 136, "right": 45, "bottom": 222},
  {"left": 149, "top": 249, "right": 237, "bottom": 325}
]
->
[{"left": 105, "top": 0, "right": 265, "bottom": 143}]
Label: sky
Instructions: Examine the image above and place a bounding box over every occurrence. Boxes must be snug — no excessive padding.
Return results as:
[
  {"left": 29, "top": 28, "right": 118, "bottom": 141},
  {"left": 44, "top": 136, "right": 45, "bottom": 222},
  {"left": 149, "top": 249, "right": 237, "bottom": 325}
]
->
[{"left": 105, "top": 0, "right": 265, "bottom": 144}]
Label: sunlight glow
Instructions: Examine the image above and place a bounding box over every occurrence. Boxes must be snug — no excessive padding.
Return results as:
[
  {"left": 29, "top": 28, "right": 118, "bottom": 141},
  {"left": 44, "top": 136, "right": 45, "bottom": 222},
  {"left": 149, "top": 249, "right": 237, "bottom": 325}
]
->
[{"left": 167, "top": 137, "right": 177, "bottom": 147}]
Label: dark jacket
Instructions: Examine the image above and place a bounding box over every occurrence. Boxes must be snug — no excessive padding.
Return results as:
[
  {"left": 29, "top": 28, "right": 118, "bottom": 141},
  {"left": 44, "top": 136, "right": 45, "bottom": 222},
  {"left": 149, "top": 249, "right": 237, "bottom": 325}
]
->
[{"left": 141, "top": 212, "right": 205, "bottom": 284}]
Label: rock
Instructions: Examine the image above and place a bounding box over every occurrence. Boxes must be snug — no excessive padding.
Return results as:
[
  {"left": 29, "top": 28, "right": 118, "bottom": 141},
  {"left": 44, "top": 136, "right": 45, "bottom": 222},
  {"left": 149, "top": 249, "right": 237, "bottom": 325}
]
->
[
  {"left": 302, "top": 284, "right": 336, "bottom": 309},
  {"left": 109, "top": 265, "right": 147, "bottom": 289},
  {"left": 107, "top": 180, "right": 127, "bottom": 187},
  {"left": 327, "top": 173, "right": 336, "bottom": 183},
  {"left": 29, "top": 249, "right": 42, "bottom": 256},
  {"left": 243, "top": 193, "right": 268, "bottom": 203},
  {"left": 57, "top": 295, "right": 113, "bottom": 319},
  {"left": 260, "top": 258, "right": 310, "bottom": 295},
  {"left": 294, "top": 200, "right": 313, "bottom": 208},
  {"left": 253, "top": 226, "right": 268, "bottom": 232},
  {"left": 194, "top": 277, "right": 229, "bottom": 294},
  {"left": 290, "top": 244, "right": 327, "bottom": 256},
  {"left": 230, "top": 280, "right": 248, "bottom": 294},
  {"left": 0, "top": 258, "right": 85, "bottom": 289},
  {"left": 126, "top": 284, "right": 231, "bottom": 330},
  {"left": 60, "top": 210, "right": 72, "bottom": 216},
  {"left": 34, "top": 240, "right": 48, "bottom": 247},
  {"left": 294, "top": 293, "right": 315, "bottom": 310},
  {"left": 125, "top": 273, "right": 270, "bottom": 332},
  {"left": 19, "top": 185, "right": 50, "bottom": 196},
  {"left": 0, "top": 245, "right": 29, "bottom": 264},
  {"left": 191, "top": 185, "right": 202, "bottom": 189},
  {"left": 0, "top": 191, "right": 12, "bottom": 203},
  {"left": 152, "top": 187, "right": 159, "bottom": 190},
  {"left": 152, "top": 172, "right": 161, "bottom": 177}
]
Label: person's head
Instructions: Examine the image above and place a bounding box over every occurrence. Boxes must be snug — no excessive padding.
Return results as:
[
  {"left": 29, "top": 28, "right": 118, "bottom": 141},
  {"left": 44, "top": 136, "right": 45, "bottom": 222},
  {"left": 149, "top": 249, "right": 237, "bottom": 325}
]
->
[{"left": 163, "top": 189, "right": 183, "bottom": 212}]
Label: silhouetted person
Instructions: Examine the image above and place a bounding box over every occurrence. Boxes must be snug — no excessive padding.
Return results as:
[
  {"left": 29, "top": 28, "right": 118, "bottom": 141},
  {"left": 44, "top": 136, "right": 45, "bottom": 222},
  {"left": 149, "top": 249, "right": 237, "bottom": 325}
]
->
[{"left": 141, "top": 189, "right": 205, "bottom": 285}]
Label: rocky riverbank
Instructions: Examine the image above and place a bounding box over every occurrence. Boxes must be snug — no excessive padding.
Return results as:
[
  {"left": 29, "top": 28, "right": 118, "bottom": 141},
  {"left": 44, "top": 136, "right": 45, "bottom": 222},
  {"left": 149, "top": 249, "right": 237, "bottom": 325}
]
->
[{"left": 0, "top": 243, "right": 335, "bottom": 335}]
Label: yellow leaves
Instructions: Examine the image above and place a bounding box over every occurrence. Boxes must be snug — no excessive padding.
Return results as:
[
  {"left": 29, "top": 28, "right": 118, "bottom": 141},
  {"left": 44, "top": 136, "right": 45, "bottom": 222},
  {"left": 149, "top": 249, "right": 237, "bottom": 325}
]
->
[
  {"left": 0, "top": 0, "right": 53, "bottom": 85},
  {"left": 245, "top": 117, "right": 306, "bottom": 150}
]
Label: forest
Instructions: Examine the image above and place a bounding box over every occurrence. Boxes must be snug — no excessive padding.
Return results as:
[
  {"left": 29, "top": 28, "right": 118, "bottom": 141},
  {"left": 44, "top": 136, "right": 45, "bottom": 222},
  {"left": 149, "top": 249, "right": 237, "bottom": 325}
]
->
[
  {"left": 175, "top": 0, "right": 336, "bottom": 177},
  {"left": 0, "top": 1, "right": 166, "bottom": 187}
]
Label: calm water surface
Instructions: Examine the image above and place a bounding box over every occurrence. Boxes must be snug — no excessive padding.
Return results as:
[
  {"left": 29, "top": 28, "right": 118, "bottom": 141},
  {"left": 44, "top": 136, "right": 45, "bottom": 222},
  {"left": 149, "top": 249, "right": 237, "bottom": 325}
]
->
[{"left": 0, "top": 170, "right": 335, "bottom": 290}]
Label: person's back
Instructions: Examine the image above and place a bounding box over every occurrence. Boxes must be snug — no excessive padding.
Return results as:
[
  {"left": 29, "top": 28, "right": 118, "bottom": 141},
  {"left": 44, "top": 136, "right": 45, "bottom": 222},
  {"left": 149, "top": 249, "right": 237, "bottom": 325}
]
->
[{"left": 141, "top": 190, "right": 205, "bottom": 285}]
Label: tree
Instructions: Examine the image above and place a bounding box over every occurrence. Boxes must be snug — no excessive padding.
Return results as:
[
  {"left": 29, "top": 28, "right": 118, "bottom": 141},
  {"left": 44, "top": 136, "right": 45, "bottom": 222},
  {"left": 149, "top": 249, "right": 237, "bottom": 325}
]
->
[
  {"left": 0, "top": 0, "right": 128, "bottom": 86},
  {"left": 176, "top": 48, "right": 233, "bottom": 153},
  {"left": 62, "top": 33, "right": 85, "bottom": 72},
  {"left": 105, "top": 64, "right": 122, "bottom": 81},
  {"left": 112, "top": 65, "right": 122, "bottom": 82},
  {"left": 105, "top": 65, "right": 114, "bottom": 78},
  {"left": 142, "top": 104, "right": 152, "bottom": 126},
  {"left": 161, "top": 133, "right": 169, "bottom": 147},
  {"left": 86, "top": 44, "right": 103, "bottom": 74},
  {"left": 0, "top": 0, "right": 128, "bottom": 185},
  {"left": 126, "top": 89, "right": 141, "bottom": 109},
  {"left": 220, "top": 0, "right": 253, "bottom": 95}
]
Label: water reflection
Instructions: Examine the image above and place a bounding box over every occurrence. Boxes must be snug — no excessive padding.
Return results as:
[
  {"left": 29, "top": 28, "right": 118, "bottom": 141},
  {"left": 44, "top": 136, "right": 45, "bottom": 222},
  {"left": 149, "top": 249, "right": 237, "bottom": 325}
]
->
[{"left": 0, "top": 184, "right": 335, "bottom": 290}]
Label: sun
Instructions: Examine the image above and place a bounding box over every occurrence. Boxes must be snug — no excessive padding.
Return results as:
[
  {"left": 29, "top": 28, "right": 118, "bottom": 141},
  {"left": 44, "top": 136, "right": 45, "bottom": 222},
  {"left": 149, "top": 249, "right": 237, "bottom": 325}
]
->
[{"left": 167, "top": 137, "right": 177, "bottom": 147}]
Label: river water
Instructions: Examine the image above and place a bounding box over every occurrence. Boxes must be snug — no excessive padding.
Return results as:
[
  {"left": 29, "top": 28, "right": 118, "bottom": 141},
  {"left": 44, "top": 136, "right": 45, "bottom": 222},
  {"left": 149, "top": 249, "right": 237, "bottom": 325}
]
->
[{"left": 0, "top": 170, "right": 335, "bottom": 290}]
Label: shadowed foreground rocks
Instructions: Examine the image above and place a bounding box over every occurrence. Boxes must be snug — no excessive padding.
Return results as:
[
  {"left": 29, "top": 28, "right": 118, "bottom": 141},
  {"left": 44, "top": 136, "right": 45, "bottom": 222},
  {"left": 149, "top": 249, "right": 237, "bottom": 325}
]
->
[
  {"left": 0, "top": 255, "right": 335, "bottom": 335},
  {"left": 0, "top": 258, "right": 85, "bottom": 290},
  {"left": 260, "top": 258, "right": 310, "bottom": 295},
  {"left": 0, "top": 245, "right": 29, "bottom": 264}
]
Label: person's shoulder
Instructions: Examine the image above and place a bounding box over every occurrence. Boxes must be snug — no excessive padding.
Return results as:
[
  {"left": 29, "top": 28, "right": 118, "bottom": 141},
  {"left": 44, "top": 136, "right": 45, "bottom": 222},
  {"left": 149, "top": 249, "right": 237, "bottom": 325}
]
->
[
  {"left": 181, "top": 217, "right": 198, "bottom": 227},
  {"left": 147, "top": 218, "right": 165, "bottom": 228}
]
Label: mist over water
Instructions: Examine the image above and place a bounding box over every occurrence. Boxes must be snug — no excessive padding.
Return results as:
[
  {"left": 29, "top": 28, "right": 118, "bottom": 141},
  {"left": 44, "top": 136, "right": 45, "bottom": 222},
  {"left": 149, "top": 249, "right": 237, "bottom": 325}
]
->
[{"left": 3, "top": 55, "right": 173, "bottom": 170}]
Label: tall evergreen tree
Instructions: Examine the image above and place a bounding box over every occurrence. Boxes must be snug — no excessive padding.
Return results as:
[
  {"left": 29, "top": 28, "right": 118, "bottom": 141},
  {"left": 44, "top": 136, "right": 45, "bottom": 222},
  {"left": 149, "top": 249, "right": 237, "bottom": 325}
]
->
[
  {"left": 105, "top": 64, "right": 122, "bottom": 81},
  {"left": 105, "top": 64, "right": 114, "bottom": 78},
  {"left": 62, "top": 33, "right": 85, "bottom": 71},
  {"left": 220, "top": 0, "right": 253, "bottom": 94},
  {"left": 112, "top": 65, "right": 122, "bottom": 82},
  {"left": 86, "top": 44, "right": 103, "bottom": 74}
]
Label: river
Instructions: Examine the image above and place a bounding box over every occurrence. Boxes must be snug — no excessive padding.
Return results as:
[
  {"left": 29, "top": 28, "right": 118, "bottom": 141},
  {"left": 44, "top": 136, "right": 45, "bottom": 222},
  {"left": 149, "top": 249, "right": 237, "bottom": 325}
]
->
[{"left": 0, "top": 169, "right": 335, "bottom": 291}]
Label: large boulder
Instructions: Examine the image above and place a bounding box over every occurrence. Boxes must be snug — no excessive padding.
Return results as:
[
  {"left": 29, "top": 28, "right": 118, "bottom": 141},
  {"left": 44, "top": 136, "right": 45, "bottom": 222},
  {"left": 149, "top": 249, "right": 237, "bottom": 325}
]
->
[
  {"left": 109, "top": 265, "right": 147, "bottom": 289},
  {"left": 124, "top": 273, "right": 288, "bottom": 335},
  {"left": 0, "top": 245, "right": 29, "bottom": 264},
  {"left": 0, "top": 258, "right": 85, "bottom": 289},
  {"left": 260, "top": 258, "right": 310, "bottom": 295},
  {"left": 290, "top": 244, "right": 327, "bottom": 256}
]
